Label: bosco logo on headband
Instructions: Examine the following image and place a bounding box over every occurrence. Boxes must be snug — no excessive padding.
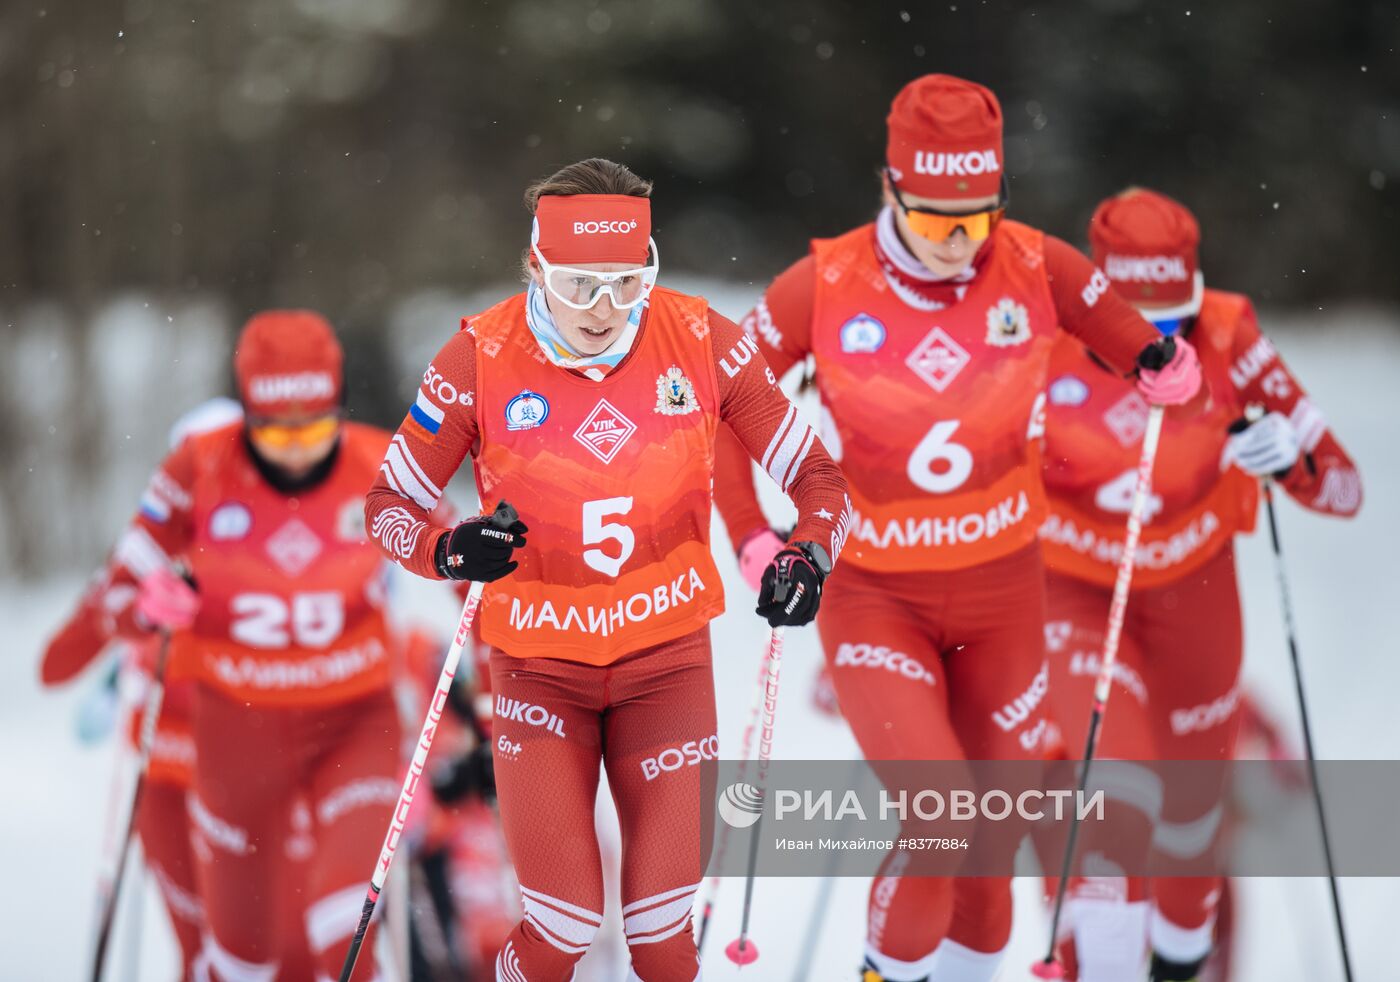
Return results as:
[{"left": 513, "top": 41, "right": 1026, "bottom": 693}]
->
[
  {"left": 573, "top": 219, "right": 640, "bottom": 235},
  {"left": 536, "top": 194, "right": 651, "bottom": 265}
]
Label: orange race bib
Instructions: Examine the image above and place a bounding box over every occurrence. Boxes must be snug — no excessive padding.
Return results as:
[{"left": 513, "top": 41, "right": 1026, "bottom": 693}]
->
[
  {"left": 472, "top": 287, "right": 726, "bottom": 664},
  {"left": 1041, "top": 290, "right": 1263, "bottom": 588},
  {"left": 811, "top": 220, "right": 1057, "bottom": 571},
  {"left": 179, "top": 423, "right": 397, "bottom": 706}
]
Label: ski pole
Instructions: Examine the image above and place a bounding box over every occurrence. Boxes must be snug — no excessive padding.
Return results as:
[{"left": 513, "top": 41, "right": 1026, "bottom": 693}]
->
[
  {"left": 696, "top": 631, "right": 776, "bottom": 952},
  {"left": 337, "top": 499, "right": 517, "bottom": 981},
  {"left": 90, "top": 630, "right": 172, "bottom": 982},
  {"left": 338, "top": 579, "right": 486, "bottom": 981},
  {"left": 724, "top": 624, "right": 786, "bottom": 967},
  {"left": 1033, "top": 404, "right": 1165, "bottom": 980},
  {"left": 1261, "top": 480, "right": 1354, "bottom": 982}
]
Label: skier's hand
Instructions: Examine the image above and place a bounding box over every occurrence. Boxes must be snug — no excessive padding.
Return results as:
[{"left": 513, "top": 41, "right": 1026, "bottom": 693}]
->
[
  {"left": 135, "top": 567, "right": 199, "bottom": 633},
  {"left": 434, "top": 502, "right": 528, "bottom": 582},
  {"left": 736, "top": 527, "right": 786, "bottom": 593},
  {"left": 1136, "top": 335, "right": 1201, "bottom": 406},
  {"left": 1223, "top": 411, "right": 1300, "bottom": 479},
  {"left": 755, "top": 543, "right": 831, "bottom": 628}
]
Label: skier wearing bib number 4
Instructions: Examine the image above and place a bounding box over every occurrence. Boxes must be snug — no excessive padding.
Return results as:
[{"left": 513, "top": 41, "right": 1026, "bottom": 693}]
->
[
  {"left": 111, "top": 311, "right": 437, "bottom": 982},
  {"left": 363, "top": 157, "right": 850, "bottom": 982},
  {"left": 711, "top": 75, "right": 1204, "bottom": 982},
  {"left": 1038, "top": 188, "right": 1361, "bottom": 982}
]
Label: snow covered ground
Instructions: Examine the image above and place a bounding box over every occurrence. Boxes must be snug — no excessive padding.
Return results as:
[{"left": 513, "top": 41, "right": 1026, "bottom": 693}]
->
[{"left": 2, "top": 296, "right": 1396, "bottom": 980}]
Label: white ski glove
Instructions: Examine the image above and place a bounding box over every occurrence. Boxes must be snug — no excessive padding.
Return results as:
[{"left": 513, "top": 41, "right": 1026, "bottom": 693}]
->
[{"left": 1223, "top": 411, "right": 1301, "bottom": 477}]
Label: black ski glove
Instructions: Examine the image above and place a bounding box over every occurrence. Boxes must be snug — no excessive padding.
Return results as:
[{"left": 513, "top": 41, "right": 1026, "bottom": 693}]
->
[
  {"left": 434, "top": 501, "right": 528, "bottom": 582},
  {"left": 755, "top": 542, "right": 832, "bottom": 627}
]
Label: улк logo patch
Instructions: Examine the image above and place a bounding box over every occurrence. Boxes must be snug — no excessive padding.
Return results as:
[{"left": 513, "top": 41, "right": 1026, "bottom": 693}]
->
[
  {"left": 906, "top": 326, "right": 971, "bottom": 392},
  {"left": 1103, "top": 390, "right": 1151, "bottom": 448},
  {"left": 574, "top": 398, "right": 637, "bottom": 463},
  {"left": 654, "top": 366, "right": 699, "bottom": 416},
  {"left": 264, "top": 517, "right": 323, "bottom": 576},
  {"left": 505, "top": 390, "right": 550, "bottom": 431}
]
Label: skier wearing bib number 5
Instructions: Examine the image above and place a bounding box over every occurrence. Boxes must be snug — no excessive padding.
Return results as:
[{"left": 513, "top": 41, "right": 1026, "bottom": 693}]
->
[
  {"left": 711, "top": 75, "right": 1204, "bottom": 982},
  {"left": 1038, "top": 188, "right": 1361, "bottom": 982},
  {"left": 363, "top": 158, "right": 850, "bottom": 982}
]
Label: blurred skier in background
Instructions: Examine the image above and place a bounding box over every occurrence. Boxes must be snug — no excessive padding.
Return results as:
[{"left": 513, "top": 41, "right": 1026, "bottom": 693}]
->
[
  {"left": 40, "top": 399, "right": 240, "bottom": 981},
  {"left": 1038, "top": 187, "right": 1361, "bottom": 982},
  {"left": 106, "top": 311, "right": 451, "bottom": 981}
]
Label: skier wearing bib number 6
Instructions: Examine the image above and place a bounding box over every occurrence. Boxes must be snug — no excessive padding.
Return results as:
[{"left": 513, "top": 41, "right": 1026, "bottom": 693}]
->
[
  {"left": 363, "top": 157, "right": 850, "bottom": 982},
  {"left": 711, "top": 75, "right": 1204, "bottom": 982},
  {"left": 1038, "top": 188, "right": 1361, "bottom": 982},
  {"left": 110, "top": 311, "right": 441, "bottom": 982}
]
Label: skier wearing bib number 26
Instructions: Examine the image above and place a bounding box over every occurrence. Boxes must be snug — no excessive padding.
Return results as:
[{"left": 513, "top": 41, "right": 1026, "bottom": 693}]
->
[
  {"left": 712, "top": 75, "right": 1203, "bottom": 982},
  {"left": 1038, "top": 188, "right": 1361, "bottom": 982},
  {"left": 363, "top": 158, "right": 850, "bottom": 982}
]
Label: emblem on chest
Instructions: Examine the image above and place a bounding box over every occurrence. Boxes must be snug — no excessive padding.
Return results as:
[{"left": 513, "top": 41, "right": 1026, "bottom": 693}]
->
[
  {"left": 839, "top": 313, "right": 887, "bottom": 354},
  {"left": 505, "top": 390, "right": 550, "bottom": 431},
  {"left": 265, "top": 516, "right": 324, "bottom": 576},
  {"left": 655, "top": 366, "right": 699, "bottom": 416},
  {"left": 209, "top": 502, "right": 252, "bottom": 541},
  {"left": 1103, "top": 391, "right": 1151, "bottom": 448},
  {"left": 1049, "top": 374, "right": 1090, "bottom": 407},
  {"left": 905, "top": 327, "right": 972, "bottom": 392},
  {"left": 985, "top": 297, "right": 1032, "bottom": 347},
  {"left": 574, "top": 399, "right": 638, "bottom": 463}
]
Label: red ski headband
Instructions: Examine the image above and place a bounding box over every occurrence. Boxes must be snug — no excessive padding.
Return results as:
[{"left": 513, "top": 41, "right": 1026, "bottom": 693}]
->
[{"left": 533, "top": 194, "right": 652, "bottom": 266}]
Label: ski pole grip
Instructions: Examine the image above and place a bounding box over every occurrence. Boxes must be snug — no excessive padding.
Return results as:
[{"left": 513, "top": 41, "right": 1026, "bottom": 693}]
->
[
  {"left": 1136, "top": 334, "right": 1176, "bottom": 372},
  {"left": 487, "top": 499, "right": 519, "bottom": 531}
]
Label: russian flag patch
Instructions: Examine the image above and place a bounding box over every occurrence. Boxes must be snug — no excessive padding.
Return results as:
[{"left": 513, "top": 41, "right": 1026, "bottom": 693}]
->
[
  {"left": 138, "top": 491, "right": 170, "bottom": 523},
  {"left": 407, "top": 390, "right": 444, "bottom": 442}
]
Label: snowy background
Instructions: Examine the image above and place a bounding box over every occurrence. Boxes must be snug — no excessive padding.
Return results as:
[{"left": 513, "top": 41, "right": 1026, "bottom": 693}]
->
[
  {"left": 3, "top": 3, "right": 1397, "bottom": 977},
  {"left": 2, "top": 281, "right": 1396, "bottom": 980}
]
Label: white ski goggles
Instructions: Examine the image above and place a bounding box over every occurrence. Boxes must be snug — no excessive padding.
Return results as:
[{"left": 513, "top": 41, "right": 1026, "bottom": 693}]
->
[{"left": 531, "top": 239, "right": 660, "bottom": 311}]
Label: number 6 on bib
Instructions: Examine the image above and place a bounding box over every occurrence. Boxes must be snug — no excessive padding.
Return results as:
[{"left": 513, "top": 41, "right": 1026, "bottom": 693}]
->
[{"left": 907, "top": 419, "right": 973, "bottom": 493}]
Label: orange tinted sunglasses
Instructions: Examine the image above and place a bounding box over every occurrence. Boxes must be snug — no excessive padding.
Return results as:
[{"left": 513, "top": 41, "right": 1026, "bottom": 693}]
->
[
  {"left": 888, "top": 171, "right": 1009, "bottom": 242},
  {"left": 248, "top": 415, "right": 340, "bottom": 448}
]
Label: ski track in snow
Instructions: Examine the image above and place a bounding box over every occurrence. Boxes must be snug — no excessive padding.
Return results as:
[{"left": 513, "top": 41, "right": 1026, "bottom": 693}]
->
[{"left": 2, "top": 303, "right": 1396, "bottom": 981}]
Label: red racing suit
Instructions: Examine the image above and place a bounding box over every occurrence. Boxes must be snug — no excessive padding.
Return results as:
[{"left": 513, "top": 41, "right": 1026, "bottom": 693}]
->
[
  {"left": 117, "top": 421, "right": 413, "bottom": 982},
  {"left": 365, "top": 286, "right": 849, "bottom": 982},
  {"left": 712, "top": 212, "right": 1164, "bottom": 978},
  {"left": 1039, "top": 289, "right": 1360, "bottom": 966}
]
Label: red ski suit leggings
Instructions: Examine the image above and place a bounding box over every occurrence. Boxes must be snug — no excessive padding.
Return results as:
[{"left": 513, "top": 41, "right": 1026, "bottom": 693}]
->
[
  {"left": 189, "top": 686, "right": 401, "bottom": 982},
  {"left": 140, "top": 779, "right": 204, "bottom": 979},
  {"left": 488, "top": 625, "right": 716, "bottom": 982},
  {"left": 1044, "top": 544, "right": 1244, "bottom": 961},
  {"left": 818, "top": 543, "right": 1051, "bottom": 978}
]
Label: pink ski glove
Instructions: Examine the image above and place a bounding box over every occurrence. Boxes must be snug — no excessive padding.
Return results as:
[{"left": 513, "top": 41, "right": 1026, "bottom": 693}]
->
[
  {"left": 1136, "top": 335, "right": 1202, "bottom": 406},
  {"left": 736, "top": 528, "right": 786, "bottom": 593},
  {"left": 135, "top": 567, "right": 199, "bottom": 633}
]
